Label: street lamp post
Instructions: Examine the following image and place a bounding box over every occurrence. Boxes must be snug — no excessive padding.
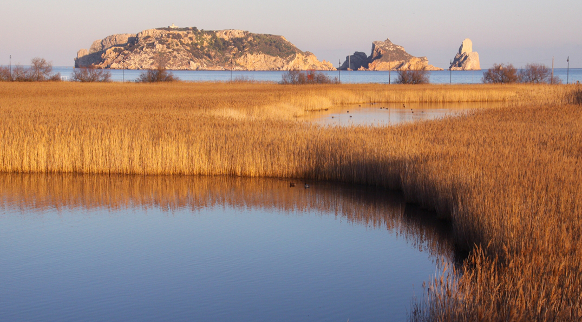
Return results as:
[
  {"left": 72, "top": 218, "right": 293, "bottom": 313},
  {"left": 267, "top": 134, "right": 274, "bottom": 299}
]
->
[
  {"left": 338, "top": 59, "right": 341, "bottom": 83},
  {"left": 567, "top": 56, "right": 570, "bottom": 84},
  {"left": 449, "top": 60, "right": 453, "bottom": 84},
  {"left": 388, "top": 52, "right": 391, "bottom": 84}
]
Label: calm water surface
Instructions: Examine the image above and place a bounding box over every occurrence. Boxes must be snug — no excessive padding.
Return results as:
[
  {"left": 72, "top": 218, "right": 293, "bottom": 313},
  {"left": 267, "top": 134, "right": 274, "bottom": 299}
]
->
[
  {"left": 52, "top": 67, "right": 582, "bottom": 84},
  {"left": 300, "top": 102, "right": 494, "bottom": 127},
  {"left": 0, "top": 174, "right": 454, "bottom": 322}
]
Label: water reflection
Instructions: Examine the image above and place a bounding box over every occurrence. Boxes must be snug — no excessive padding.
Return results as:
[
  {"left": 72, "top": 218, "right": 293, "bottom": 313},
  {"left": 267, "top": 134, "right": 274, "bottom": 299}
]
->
[
  {"left": 0, "top": 173, "right": 455, "bottom": 322},
  {"left": 0, "top": 173, "right": 453, "bottom": 259},
  {"left": 302, "top": 102, "right": 496, "bottom": 126}
]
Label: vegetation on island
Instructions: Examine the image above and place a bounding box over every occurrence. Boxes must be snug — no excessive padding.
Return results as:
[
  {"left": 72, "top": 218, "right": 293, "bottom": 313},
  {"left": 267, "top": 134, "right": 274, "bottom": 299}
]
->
[{"left": 151, "top": 27, "right": 301, "bottom": 65}]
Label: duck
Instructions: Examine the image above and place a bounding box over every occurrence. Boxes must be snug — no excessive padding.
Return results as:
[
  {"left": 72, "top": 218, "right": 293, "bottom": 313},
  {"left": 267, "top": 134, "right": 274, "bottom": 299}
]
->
[
  {"left": 304, "top": 183, "right": 310, "bottom": 189},
  {"left": 290, "top": 182, "right": 296, "bottom": 187}
]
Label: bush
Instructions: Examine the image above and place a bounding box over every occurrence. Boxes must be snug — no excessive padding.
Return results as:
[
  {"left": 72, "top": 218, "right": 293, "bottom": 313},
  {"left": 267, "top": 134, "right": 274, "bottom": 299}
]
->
[
  {"left": 71, "top": 66, "right": 112, "bottom": 82},
  {"left": 280, "top": 70, "right": 339, "bottom": 85},
  {"left": 482, "top": 63, "right": 518, "bottom": 83},
  {"left": 137, "top": 53, "right": 179, "bottom": 83},
  {"left": 1, "top": 58, "right": 60, "bottom": 82},
  {"left": 28, "top": 57, "right": 58, "bottom": 81},
  {"left": 518, "top": 63, "right": 562, "bottom": 84},
  {"left": 0, "top": 66, "right": 10, "bottom": 81},
  {"left": 568, "top": 85, "right": 582, "bottom": 105},
  {"left": 137, "top": 67, "right": 179, "bottom": 83},
  {"left": 394, "top": 67, "right": 430, "bottom": 84}
]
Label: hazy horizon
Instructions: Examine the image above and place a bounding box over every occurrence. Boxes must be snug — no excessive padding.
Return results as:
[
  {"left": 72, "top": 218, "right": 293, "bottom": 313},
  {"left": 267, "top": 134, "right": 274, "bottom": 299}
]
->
[{"left": 1, "top": 0, "right": 580, "bottom": 69}]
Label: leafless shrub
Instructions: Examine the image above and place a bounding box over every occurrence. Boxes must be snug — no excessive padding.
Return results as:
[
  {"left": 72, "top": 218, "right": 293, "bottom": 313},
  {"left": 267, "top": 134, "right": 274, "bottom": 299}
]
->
[
  {"left": 72, "top": 65, "right": 112, "bottom": 82},
  {"left": 280, "top": 69, "right": 339, "bottom": 85},
  {"left": 137, "top": 53, "right": 179, "bottom": 83},
  {"left": 29, "top": 57, "right": 60, "bottom": 81},
  {"left": 482, "top": 63, "right": 518, "bottom": 83},
  {"left": 2, "top": 58, "right": 60, "bottom": 82},
  {"left": 568, "top": 85, "right": 582, "bottom": 105},
  {"left": 0, "top": 66, "right": 11, "bottom": 81},
  {"left": 11, "top": 65, "right": 30, "bottom": 81},
  {"left": 518, "top": 63, "right": 561, "bottom": 84},
  {"left": 394, "top": 67, "right": 430, "bottom": 84}
]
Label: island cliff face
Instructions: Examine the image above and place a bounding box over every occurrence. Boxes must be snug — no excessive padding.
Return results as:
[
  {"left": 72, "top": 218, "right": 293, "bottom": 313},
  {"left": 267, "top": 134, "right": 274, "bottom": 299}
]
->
[
  {"left": 449, "top": 39, "right": 480, "bottom": 70},
  {"left": 340, "top": 38, "right": 442, "bottom": 71},
  {"left": 75, "top": 27, "right": 335, "bottom": 71}
]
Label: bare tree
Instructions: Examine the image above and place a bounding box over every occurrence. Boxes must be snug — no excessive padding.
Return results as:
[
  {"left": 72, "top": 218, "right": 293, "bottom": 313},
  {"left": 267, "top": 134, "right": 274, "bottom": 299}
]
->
[
  {"left": 71, "top": 65, "right": 111, "bottom": 82},
  {"left": 29, "top": 57, "right": 60, "bottom": 81},
  {"left": 137, "top": 53, "right": 179, "bottom": 82},
  {"left": 394, "top": 67, "right": 430, "bottom": 84},
  {"left": 280, "top": 69, "right": 339, "bottom": 84},
  {"left": 518, "top": 63, "right": 550, "bottom": 83},
  {"left": 0, "top": 66, "right": 10, "bottom": 81},
  {"left": 482, "top": 63, "right": 518, "bottom": 83},
  {"left": 11, "top": 65, "right": 30, "bottom": 81}
]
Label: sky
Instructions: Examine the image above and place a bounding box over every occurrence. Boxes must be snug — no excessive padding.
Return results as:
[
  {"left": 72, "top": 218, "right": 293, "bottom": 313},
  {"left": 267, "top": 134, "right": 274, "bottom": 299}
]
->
[{"left": 1, "top": 0, "right": 581, "bottom": 69}]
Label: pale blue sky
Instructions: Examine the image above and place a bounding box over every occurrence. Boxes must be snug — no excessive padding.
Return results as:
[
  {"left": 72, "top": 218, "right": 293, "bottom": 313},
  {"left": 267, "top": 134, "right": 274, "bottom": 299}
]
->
[{"left": 1, "top": 0, "right": 580, "bottom": 68}]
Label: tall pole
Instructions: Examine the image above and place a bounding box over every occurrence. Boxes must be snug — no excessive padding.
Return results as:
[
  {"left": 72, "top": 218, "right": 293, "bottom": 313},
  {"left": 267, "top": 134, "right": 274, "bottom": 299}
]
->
[
  {"left": 388, "top": 52, "right": 391, "bottom": 84},
  {"left": 9, "top": 55, "right": 11, "bottom": 81},
  {"left": 567, "top": 56, "right": 570, "bottom": 84},
  {"left": 449, "top": 60, "right": 453, "bottom": 84},
  {"left": 551, "top": 56, "right": 554, "bottom": 84}
]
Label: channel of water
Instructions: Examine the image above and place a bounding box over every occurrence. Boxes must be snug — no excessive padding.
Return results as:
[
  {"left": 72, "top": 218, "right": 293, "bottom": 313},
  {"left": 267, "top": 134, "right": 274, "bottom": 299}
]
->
[
  {"left": 0, "top": 174, "right": 457, "bottom": 322},
  {"left": 300, "top": 102, "right": 499, "bottom": 127}
]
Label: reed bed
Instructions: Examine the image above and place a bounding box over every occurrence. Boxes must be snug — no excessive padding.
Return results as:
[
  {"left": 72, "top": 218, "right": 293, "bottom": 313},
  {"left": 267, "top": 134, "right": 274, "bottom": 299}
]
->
[{"left": 1, "top": 82, "right": 581, "bottom": 320}]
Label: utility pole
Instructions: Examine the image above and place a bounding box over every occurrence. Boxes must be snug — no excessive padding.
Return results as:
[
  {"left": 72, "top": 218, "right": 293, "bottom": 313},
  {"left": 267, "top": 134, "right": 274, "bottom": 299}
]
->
[
  {"left": 567, "top": 56, "right": 570, "bottom": 84},
  {"left": 449, "top": 60, "right": 453, "bottom": 84},
  {"left": 388, "top": 52, "right": 391, "bottom": 84},
  {"left": 551, "top": 56, "right": 554, "bottom": 84},
  {"left": 9, "top": 55, "right": 11, "bottom": 81},
  {"left": 338, "top": 59, "right": 341, "bottom": 83}
]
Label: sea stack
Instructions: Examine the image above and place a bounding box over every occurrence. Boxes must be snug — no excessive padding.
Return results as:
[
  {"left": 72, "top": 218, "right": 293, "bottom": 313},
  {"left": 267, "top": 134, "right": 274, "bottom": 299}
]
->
[
  {"left": 449, "top": 38, "right": 480, "bottom": 70},
  {"left": 340, "top": 38, "right": 442, "bottom": 71}
]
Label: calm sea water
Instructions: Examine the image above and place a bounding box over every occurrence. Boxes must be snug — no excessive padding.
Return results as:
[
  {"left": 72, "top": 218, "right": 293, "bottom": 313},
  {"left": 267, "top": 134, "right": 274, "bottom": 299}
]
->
[
  {"left": 0, "top": 174, "right": 454, "bottom": 322},
  {"left": 52, "top": 67, "right": 582, "bottom": 84}
]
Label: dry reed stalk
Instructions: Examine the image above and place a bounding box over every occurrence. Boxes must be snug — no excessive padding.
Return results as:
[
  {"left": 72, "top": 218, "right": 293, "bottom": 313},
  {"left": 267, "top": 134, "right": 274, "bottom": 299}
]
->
[{"left": 1, "top": 82, "right": 581, "bottom": 320}]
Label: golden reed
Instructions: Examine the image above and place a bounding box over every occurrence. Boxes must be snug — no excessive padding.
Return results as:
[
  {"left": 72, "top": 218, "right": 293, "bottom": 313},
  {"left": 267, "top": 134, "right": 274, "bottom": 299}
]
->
[{"left": 1, "top": 82, "right": 581, "bottom": 320}]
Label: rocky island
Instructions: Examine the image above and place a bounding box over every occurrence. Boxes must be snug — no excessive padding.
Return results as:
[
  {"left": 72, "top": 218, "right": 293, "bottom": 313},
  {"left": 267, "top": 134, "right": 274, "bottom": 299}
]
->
[
  {"left": 75, "top": 26, "right": 335, "bottom": 70},
  {"left": 340, "top": 38, "right": 442, "bottom": 71},
  {"left": 449, "top": 38, "right": 480, "bottom": 70}
]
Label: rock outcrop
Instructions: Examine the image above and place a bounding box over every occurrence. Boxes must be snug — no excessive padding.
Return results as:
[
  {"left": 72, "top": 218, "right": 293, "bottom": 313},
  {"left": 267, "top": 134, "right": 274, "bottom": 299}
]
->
[
  {"left": 340, "top": 38, "right": 442, "bottom": 71},
  {"left": 75, "top": 27, "right": 335, "bottom": 71},
  {"left": 449, "top": 38, "right": 480, "bottom": 70}
]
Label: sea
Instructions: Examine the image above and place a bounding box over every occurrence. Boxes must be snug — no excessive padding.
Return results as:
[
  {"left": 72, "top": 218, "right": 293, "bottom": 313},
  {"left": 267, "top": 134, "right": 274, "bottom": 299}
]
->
[{"left": 51, "top": 67, "right": 582, "bottom": 84}]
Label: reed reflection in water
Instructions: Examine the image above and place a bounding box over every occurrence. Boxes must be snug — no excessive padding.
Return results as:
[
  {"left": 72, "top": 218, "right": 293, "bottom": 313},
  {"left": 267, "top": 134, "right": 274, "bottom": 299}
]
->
[{"left": 0, "top": 173, "right": 455, "bottom": 322}]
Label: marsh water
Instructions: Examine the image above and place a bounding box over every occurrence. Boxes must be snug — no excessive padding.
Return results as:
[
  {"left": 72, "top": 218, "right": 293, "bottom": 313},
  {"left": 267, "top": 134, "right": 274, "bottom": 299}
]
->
[
  {"left": 300, "top": 102, "right": 494, "bottom": 126},
  {"left": 0, "top": 174, "right": 455, "bottom": 322}
]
